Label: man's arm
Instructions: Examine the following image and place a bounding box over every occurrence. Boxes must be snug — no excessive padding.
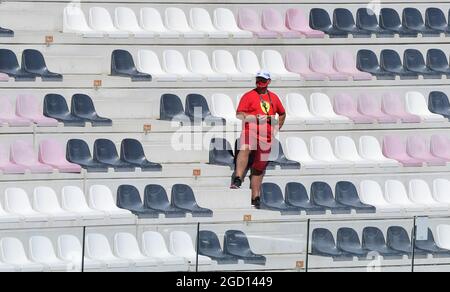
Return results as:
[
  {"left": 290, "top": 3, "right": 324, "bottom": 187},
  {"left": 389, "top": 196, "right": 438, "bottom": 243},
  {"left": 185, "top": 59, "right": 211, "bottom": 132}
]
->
[{"left": 278, "top": 113, "right": 286, "bottom": 130}]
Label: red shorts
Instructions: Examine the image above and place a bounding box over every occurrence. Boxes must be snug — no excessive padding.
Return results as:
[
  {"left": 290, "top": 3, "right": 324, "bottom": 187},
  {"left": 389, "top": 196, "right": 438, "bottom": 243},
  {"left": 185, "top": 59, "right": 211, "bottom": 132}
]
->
[{"left": 240, "top": 130, "right": 272, "bottom": 172}]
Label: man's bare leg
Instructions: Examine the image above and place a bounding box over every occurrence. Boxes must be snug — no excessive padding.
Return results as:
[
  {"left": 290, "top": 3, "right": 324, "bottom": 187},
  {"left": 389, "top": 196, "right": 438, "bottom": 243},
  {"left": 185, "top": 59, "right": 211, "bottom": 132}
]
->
[
  {"left": 234, "top": 145, "right": 251, "bottom": 180},
  {"left": 250, "top": 169, "right": 264, "bottom": 200}
]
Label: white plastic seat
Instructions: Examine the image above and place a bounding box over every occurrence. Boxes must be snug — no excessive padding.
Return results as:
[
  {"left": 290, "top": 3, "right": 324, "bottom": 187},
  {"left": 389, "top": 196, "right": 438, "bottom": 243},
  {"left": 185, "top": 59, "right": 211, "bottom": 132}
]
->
[
  {"left": 33, "top": 187, "right": 78, "bottom": 221},
  {"left": 163, "top": 50, "right": 204, "bottom": 81},
  {"left": 61, "top": 186, "right": 105, "bottom": 220},
  {"left": 29, "top": 236, "right": 70, "bottom": 271},
  {"left": 335, "top": 136, "right": 376, "bottom": 168},
  {"left": 188, "top": 50, "right": 228, "bottom": 82},
  {"left": 433, "top": 179, "right": 450, "bottom": 205},
  {"left": 210, "top": 94, "right": 241, "bottom": 124},
  {"left": 285, "top": 137, "right": 328, "bottom": 169},
  {"left": 285, "top": 93, "right": 327, "bottom": 124},
  {"left": 137, "top": 50, "right": 178, "bottom": 82},
  {"left": 89, "top": 7, "right": 128, "bottom": 38},
  {"left": 0, "top": 199, "right": 20, "bottom": 223},
  {"left": 0, "top": 238, "right": 44, "bottom": 272},
  {"left": 237, "top": 50, "right": 262, "bottom": 76},
  {"left": 359, "top": 136, "right": 400, "bottom": 167},
  {"left": 261, "top": 50, "right": 301, "bottom": 81},
  {"left": 359, "top": 180, "right": 401, "bottom": 213},
  {"left": 384, "top": 180, "right": 425, "bottom": 212},
  {"left": 405, "top": 92, "right": 447, "bottom": 123},
  {"left": 57, "top": 235, "right": 105, "bottom": 271},
  {"left": 165, "top": 7, "right": 205, "bottom": 38},
  {"left": 4, "top": 188, "right": 48, "bottom": 222},
  {"left": 142, "top": 231, "right": 186, "bottom": 266},
  {"left": 189, "top": 8, "right": 229, "bottom": 39},
  {"left": 408, "top": 180, "right": 448, "bottom": 212},
  {"left": 86, "top": 233, "right": 130, "bottom": 269},
  {"left": 114, "top": 7, "right": 154, "bottom": 38},
  {"left": 88, "top": 185, "right": 134, "bottom": 219},
  {"left": 213, "top": 8, "right": 253, "bottom": 39},
  {"left": 114, "top": 233, "right": 159, "bottom": 267},
  {"left": 169, "top": 231, "right": 211, "bottom": 265},
  {"left": 436, "top": 225, "right": 450, "bottom": 250},
  {"left": 63, "top": 6, "right": 102, "bottom": 37},
  {"left": 310, "top": 136, "right": 352, "bottom": 168},
  {"left": 310, "top": 93, "right": 352, "bottom": 124},
  {"left": 212, "top": 50, "right": 253, "bottom": 81},
  {"left": 139, "top": 8, "right": 180, "bottom": 38}
]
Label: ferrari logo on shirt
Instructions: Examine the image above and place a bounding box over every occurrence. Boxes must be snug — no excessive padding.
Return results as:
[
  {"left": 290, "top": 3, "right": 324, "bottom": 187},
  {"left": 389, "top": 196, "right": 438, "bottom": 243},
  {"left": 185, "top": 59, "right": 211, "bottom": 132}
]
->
[{"left": 260, "top": 101, "right": 271, "bottom": 115}]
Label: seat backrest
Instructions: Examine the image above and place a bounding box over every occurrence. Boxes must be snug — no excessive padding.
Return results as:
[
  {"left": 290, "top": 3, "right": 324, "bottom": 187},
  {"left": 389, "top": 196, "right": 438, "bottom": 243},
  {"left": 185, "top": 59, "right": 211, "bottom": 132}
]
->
[
  {"left": 385, "top": 180, "right": 410, "bottom": 204},
  {"left": 335, "top": 181, "right": 360, "bottom": 204},
  {"left": 379, "top": 8, "right": 402, "bottom": 29},
  {"left": 165, "top": 7, "right": 191, "bottom": 31},
  {"left": 213, "top": 8, "right": 240, "bottom": 31},
  {"left": 89, "top": 7, "right": 116, "bottom": 31},
  {"left": 286, "top": 93, "right": 312, "bottom": 117},
  {"left": 238, "top": 8, "right": 262, "bottom": 31},
  {"left": 380, "top": 49, "right": 403, "bottom": 69},
  {"left": 285, "top": 51, "right": 310, "bottom": 73},
  {"left": 212, "top": 50, "right": 239, "bottom": 74},
  {"left": 198, "top": 230, "right": 222, "bottom": 254},
  {"left": 114, "top": 232, "right": 142, "bottom": 258},
  {"left": 333, "top": 93, "right": 358, "bottom": 115},
  {"left": 334, "top": 50, "right": 357, "bottom": 71},
  {"left": 358, "top": 93, "right": 381, "bottom": 115},
  {"left": 431, "top": 134, "right": 450, "bottom": 158},
  {"left": 382, "top": 93, "right": 406, "bottom": 115},
  {"left": 335, "top": 136, "right": 359, "bottom": 159},
  {"left": 137, "top": 50, "right": 164, "bottom": 74},
  {"left": 285, "top": 137, "right": 312, "bottom": 161},
  {"left": 160, "top": 94, "right": 185, "bottom": 120},
  {"left": 5, "top": 187, "right": 33, "bottom": 213},
  {"left": 171, "top": 184, "right": 198, "bottom": 208},
  {"left": 405, "top": 91, "right": 430, "bottom": 114},
  {"left": 57, "top": 235, "right": 82, "bottom": 262},
  {"left": 163, "top": 50, "right": 189, "bottom": 73},
  {"left": 86, "top": 233, "right": 115, "bottom": 259},
  {"left": 360, "top": 180, "right": 386, "bottom": 204},
  {"left": 111, "top": 49, "right": 136, "bottom": 72},
  {"left": 190, "top": 8, "right": 215, "bottom": 30},
  {"left": 144, "top": 184, "right": 170, "bottom": 209},
  {"left": 224, "top": 230, "right": 252, "bottom": 255},
  {"left": 33, "top": 186, "right": 62, "bottom": 212},
  {"left": 357, "top": 49, "right": 380, "bottom": 71},
  {"left": 22, "top": 49, "right": 48, "bottom": 72},
  {"left": 237, "top": 50, "right": 261, "bottom": 74},
  {"left": 89, "top": 185, "right": 116, "bottom": 210},
  {"left": 29, "top": 236, "right": 58, "bottom": 262},
  {"left": 433, "top": 179, "right": 450, "bottom": 203},
  {"left": 261, "top": 8, "right": 285, "bottom": 30},
  {"left": 117, "top": 185, "right": 143, "bottom": 209},
  {"left": 39, "top": 139, "right": 67, "bottom": 164},
  {"left": 382, "top": 135, "right": 407, "bottom": 158},
  {"left": 0, "top": 49, "right": 20, "bottom": 70},
  {"left": 0, "top": 143, "right": 11, "bottom": 164},
  {"left": 286, "top": 8, "right": 309, "bottom": 31},
  {"left": 16, "top": 95, "right": 41, "bottom": 117},
  {"left": 140, "top": 8, "right": 166, "bottom": 31},
  {"left": 120, "top": 138, "right": 145, "bottom": 162},
  {"left": 362, "top": 227, "right": 387, "bottom": 250},
  {"left": 437, "top": 225, "right": 450, "bottom": 249},
  {"left": 0, "top": 98, "right": 16, "bottom": 118},
  {"left": 310, "top": 50, "right": 333, "bottom": 72},
  {"left": 333, "top": 8, "right": 357, "bottom": 28},
  {"left": 310, "top": 181, "right": 335, "bottom": 204},
  {"left": 61, "top": 186, "right": 89, "bottom": 211},
  {"left": 210, "top": 94, "right": 236, "bottom": 119},
  {"left": 310, "top": 136, "right": 336, "bottom": 160},
  {"left": 337, "top": 228, "right": 362, "bottom": 249},
  {"left": 142, "top": 231, "right": 171, "bottom": 257},
  {"left": 185, "top": 94, "right": 211, "bottom": 119},
  {"left": 311, "top": 228, "right": 337, "bottom": 253},
  {"left": 309, "top": 8, "right": 332, "bottom": 30},
  {"left": 71, "top": 94, "right": 97, "bottom": 117},
  {"left": 261, "top": 183, "right": 285, "bottom": 205},
  {"left": 425, "top": 8, "right": 446, "bottom": 28},
  {"left": 404, "top": 49, "right": 426, "bottom": 68},
  {"left": 43, "top": 94, "right": 70, "bottom": 117},
  {"left": 64, "top": 6, "right": 91, "bottom": 31},
  {"left": 11, "top": 140, "right": 37, "bottom": 165},
  {"left": 427, "top": 49, "right": 449, "bottom": 69},
  {"left": 409, "top": 179, "right": 435, "bottom": 203},
  {"left": 188, "top": 50, "right": 214, "bottom": 74},
  {"left": 1, "top": 238, "right": 29, "bottom": 264},
  {"left": 67, "top": 139, "right": 92, "bottom": 162},
  {"left": 262, "top": 50, "right": 287, "bottom": 72},
  {"left": 429, "top": 91, "right": 450, "bottom": 112},
  {"left": 285, "top": 182, "right": 310, "bottom": 204},
  {"left": 114, "top": 7, "right": 140, "bottom": 31},
  {"left": 403, "top": 8, "right": 425, "bottom": 27},
  {"left": 406, "top": 136, "right": 429, "bottom": 157},
  {"left": 93, "top": 139, "right": 119, "bottom": 161},
  {"left": 387, "top": 226, "right": 411, "bottom": 251},
  {"left": 356, "top": 8, "right": 379, "bottom": 29},
  {"left": 310, "top": 93, "right": 337, "bottom": 116},
  {"left": 169, "top": 231, "right": 195, "bottom": 256}
]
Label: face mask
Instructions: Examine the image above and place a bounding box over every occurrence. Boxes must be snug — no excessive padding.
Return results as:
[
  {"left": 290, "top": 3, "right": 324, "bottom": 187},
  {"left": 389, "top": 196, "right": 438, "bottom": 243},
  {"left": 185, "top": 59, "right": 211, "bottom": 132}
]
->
[{"left": 256, "top": 80, "right": 269, "bottom": 91}]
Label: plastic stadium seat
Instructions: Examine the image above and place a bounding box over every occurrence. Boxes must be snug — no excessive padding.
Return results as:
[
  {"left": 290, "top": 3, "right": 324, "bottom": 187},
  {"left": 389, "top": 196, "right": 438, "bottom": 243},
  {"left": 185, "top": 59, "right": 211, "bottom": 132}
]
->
[
  {"left": 356, "top": 50, "right": 395, "bottom": 80},
  {"left": 114, "top": 233, "right": 159, "bottom": 267},
  {"left": 224, "top": 230, "right": 266, "bottom": 265},
  {"left": 209, "top": 138, "right": 235, "bottom": 168},
  {"left": 212, "top": 50, "right": 253, "bottom": 81},
  {"left": 359, "top": 136, "right": 400, "bottom": 167},
  {"left": 310, "top": 93, "right": 351, "bottom": 124},
  {"left": 43, "top": 94, "right": 85, "bottom": 127},
  {"left": 33, "top": 186, "right": 78, "bottom": 221},
  {"left": 163, "top": 50, "right": 203, "bottom": 81},
  {"left": 58, "top": 234, "right": 104, "bottom": 271},
  {"left": 380, "top": 49, "right": 418, "bottom": 79},
  {"left": 335, "top": 136, "right": 376, "bottom": 168},
  {"left": 387, "top": 226, "right": 413, "bottom": 256},
  {"left": 333, "top": 94, "right": 375, "bottom": 124},
  {"left": 0, "top": 26, "right": 13, "bottom": 38},
  {"left": 261, "top": 50, "right": 301, "bottom": 81},
  {"left": 89, "top": 7, "right": 128, "bottom": 38},
  {"left": 39, "top": 139, "right": 82, "bottom": 173},
  {"left": 358, "top": 94, "right": 398, "bottom": 123},
  {"left": 425, "top": 8, "right": 450, "bottom": 35},
  {"left": 431, "top": 135, "right": 450, "bottom": 161},
  {"left": 359, "top": 180, "right": 401, "bottom": 213},
  {"left": 333, "top": 8, "right": 371, "bottom": 37},
  {"left": 137, "top": 50, "right": 177, "bottom": 82},
  {"left": 403, "top": 8, "right": 440, "bottom": 37},
  {"left": 384, "top": 180, "right": 424, "bottom": 212},
  {"left": 185, "top": 94, "right": 224, "bottom": 125},
  {"left": 0, "top": 144, "right": 26, "bottom": 174},
  {"left": 16, "top": 95, "right": 58, "bottom": 127},
  {"left": 114, "top": 7, "right": 154, "bottom": 38},
  {"left": 356, "top": 8, "right": 394, "bottom": 37},
  {"left": 285, "top": 137, "right": 328, "bottom": 169},
  {"left": 89, "top": 185, "right": 134, "bottom": 219},
  {"left": 260, "top": 183, "right": 300, "bottom": 215},
  {"left": 309, "top": 8, "right": 347, "bottom": 38},
  {"left": 144, "top": 184, "right": 186, "bottom": 218},
  {"left": 261, "top": 8, "right": 302, "bottom": 38},
  {"left": 406, "top": 136, "right": 447, "bottom": 166},
  {"left": 0, "top": 238, "right": 44, "bottom": 272},
  {"left": 285, "top": 93, "right": 327, "bottom": 124},
  {"left": 86, "top": 233, "right": 130, "bottom": 268},
  {"left": 198, "top": 231, "right": 238, "bottom": 264},
  {"left": 238, "top": 8, "right": 278, "bottom": 39},
  {"left": 437, "top": 225, "right": 450, "bottom": 251},
  {"left": 171, "top": 184, "right": 213, "bottom": 217},
  {"left": 165, "top": 7, "right": 205, "bottom": 39},
  {"left": 63, "top": 6, "right": 102, "bottom": 37},
  {"left": 141, "top": 231, "right": 186, "bottom": 265},
  {"left": 404, "top": 49, "right": 442, "bottom": 78},
  {"left": 111, "top": 50, "right": 152, "bottom": 81},
  {"left": 427, "top": 49, "right": 450, "bottom": 77},
  {"left": 286, "top": 8, "right": 325, "bottom": 38},
  {"left": 310, "top": 136, "right": 351, "bottom": 168},
  {"left": 309, "top": 50, "right": 349, "bottom": 81},
  {"left": 433, "top": 179, "right": 450, "bottom": 204},
  {"left": 0, "top": 98, "right": 31, "bottom": 127},
  {"left": 268, "top": 140, "right": 300, "bottom": 169},
  {"left": 405, "top": 91, "right": 447, "bottom": 122},
  {"left": 237, "top": 50, "right": 262, "bottom": 76},
  {"left": 408, "top": 179, "right": 448, "bottom": 211},
  {"left": 11, "top": 140, "right": 54, "bottom": 173},
  {"left": 429, "top": 91, "right": 450, "bottom": 119},
  {"left": 379, "top": 8, "right": 417, "bottom": 37},
  {"left": 382, "top": 135, "right": 424, "bottom": 167},
  {"left": 71, "top": 94, "right": 113, "bottom": 127},
  {"left": 362, "top": 227, "right": 403, "bottom": 257},
  {"left": 21, "top": 49, "right": 63, "bottom": 81},
  {"left": 189, "top": 8, "right": 229, "bottom": 39},
  {"left": 120, "top": 139, "right": 161, "bottom": 172},
  {"left": 311, "top": 228, "right": 344, "bottom": 258},
  {"left": 4, "top": 188, "right": 48, "bottom": 222},
  {"left": 285, "top": 182, "right": 326, "bottom": 214},
  {"left": 159, "top": 94, "right": 190, "bottom": 123},
  {"left": 117, "top": 185, "right": 158, "bottom": 218},
  {"left": 66, "top": 139, "right": 108, "bottom": 172},
  {"left": 381, "top": 93, "right": 421, "bottom": 123},
  {"left": 333, "top": 51, "right": 372, "bottom": 81},
  {"left": 415, "top": 228, "right": 450, "bottom": 255},
  {"left": 310, "top": 182, "right": 352, "bottom": 214},
  {"left": 0, "top": 194, "right": 20, "bottom": 223},
  {"left": 139, "top": 8, "right": 180, "bottom": 38},
  {"left": 94, "top": 139, "right": 135, "bottom": 172},
  {"left": 188, "top": 50, "right": 228, "bottom": 82},
  {"left": 210, "top": 94, "right": 241, "bottom": 124},
  {"left": 61, "top": 186, "right": 105, "bottom": 220},
  {"left": 337, "top": 228, "right": 368, "bottom": 257},
  {"left": 29, "top": 236, "right": 69, "bottom": 271},
  {"left": 170, "top": 231, "right": 212, "bottom": 265},
  {"left": 0, "top": 49, "right": 35, "bottom": 81},
  {"left": 285, "top": 51, "right": 326, "bottom": 81},
  {"left": 213, "top": 8, "right": 253, "bottom": 39}
]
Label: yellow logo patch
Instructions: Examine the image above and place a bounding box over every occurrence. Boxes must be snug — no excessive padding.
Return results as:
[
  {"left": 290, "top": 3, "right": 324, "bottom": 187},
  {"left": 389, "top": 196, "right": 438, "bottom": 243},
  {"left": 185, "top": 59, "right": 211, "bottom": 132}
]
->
[{"left": 260, "top": 101, "right": 271, "bottom": 114}]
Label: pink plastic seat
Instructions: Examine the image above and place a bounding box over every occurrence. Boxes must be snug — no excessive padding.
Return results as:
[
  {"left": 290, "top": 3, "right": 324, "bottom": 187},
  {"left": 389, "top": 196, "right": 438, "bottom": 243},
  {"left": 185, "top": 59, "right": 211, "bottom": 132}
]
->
[
  {"left": 0, "top": 144, "right": 26, "bottom": 174},
  {"left": 16, "top": 95, "right": 58, "bottom": 127},
  {"left": 309, "top": 50, "right": 349, "bottom": 81},
  {"left": 285, "top": 51, "right": 326, "bottom": 81},
  {"left": 430, "top": 135, "right": 450, "bottom": 161},
  {"left": 10, "top": 140, "right": 54, "bottom": 173},
  {"left": 0, "top": 98, "right": 31, "bottom": 127},
  {"left": 333, "top": 94, "right": 375, "bottom": 124},
  {"left": 381, "top": 93, "right": 421, "bottom": 123},
  {"left": 0, "top": 73, "right": 9, "bottom": 82},
  {"left": 261, "top": 8, "right": 302, "bottom": 38},
  {"left": 286, "top": 8, "right": 324, "bottom": 38},
  {"left": 333, "top": 51, "right": 372, "bottom": 81},
  {"left": 39, "top": 139, "right": 82, "bottom": 173},
  {"left": 382, "top": 135, "right": 423, "bottom": 167},
  {"left": 358, "top": 94, "right": 398, "bottom": 124},
  {"left": 406, "top": 136, "right": 447, "bottom": 166},
  {"left": 238, "top": 8, "right": 278, "bottom": 38}
]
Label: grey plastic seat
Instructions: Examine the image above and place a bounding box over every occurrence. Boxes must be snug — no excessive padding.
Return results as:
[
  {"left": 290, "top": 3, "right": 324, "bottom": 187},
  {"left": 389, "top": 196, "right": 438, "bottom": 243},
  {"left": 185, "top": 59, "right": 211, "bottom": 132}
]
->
[
  {"left": 429, "top": 91, "right": 450, "bottom": 119},
  {"left": 380, "top": 49, "right": 418, "bottom": 79},
  {"left": 260, "top": 183, "right": 300, "bottom": 215},
  {"left": 159, "top": 94, "right": 189, "bottom": 123},
  {"left": 379, "top": 8, "right": 418, "bottom": 37},
  {"left": 0, "top": 27, "right": 13, "bottom": 37},
  {"left": 362, "top": 227, "right": 402, "bottom": 257},
  {"left": 310, "top": 8, "right": 347, "bottom": 38},
  {"left": 71, "top": 94, "right": 112, "bottom": 127},
  {"left": 403, "top": 8, "right": 440, "bottom": 37},
  {"left": 335, "top": 181, "right": 376, "bottom": 213},
  {"left": 171, "top": 184, "right": 213, "bottom": 217},
  {"left": 404, "top": 49, "right": 442, "bottom": 78},
  {"left": 357, "top": 50, "right": 395, "bottom": 80},
  {"left": 356, "top": 8, "right": 394, "bottom": 37},
  {"left": 0, "top": 49, "right": 35, "bottom": 81},
  {"left": 427, "top": 49, "right": 450, "bottom": 76},
  {"left": 425, "top": 8, "right": 450, "bottom": 35},
  {"left": 66, "top": 139, "right": 108, "bottom": 172},
  {"left": 120, "top": 139, "right": 162, "bottom": 171},
  {"left": 185, "top": 94, "right": 224, "bottom": 125},
  {"left": 43, "top": 94, "right": 85, "bottom": 127},
  {"left": 93, "top": 139, "right": 135, "bottom": 172},
  {"left": 111, "top": 50, "right": 152, "bottom": 81},
  {"left": 415, "top": 228, "right": 450, "bottom": 256},
  {"left": 224, "top": 230, "right": 266, "bottom": 265},
  {"left": 198, "top": 231, "right": 239, "bottom": 264},
  {"left": 311, "top": 228, "right": 344, "bottom": 258},
  {"left": 208, "top": 138, "right": 235, "bottom": 169},
  {"left": 387, "top": 226, "right": 414, "bottom": 256},
  {"left": 21, "top": 49, "right": 63, "bottom": 81},
  {"left": 333, "top": 8, "right": 371, "bottom": 37},
  {"left": 144, "top": 184, "right": 186, "bottom": 218},
  {"left": 311, "top": 182, "right": 351, "bottom": 214},
  {"left": 267, "top": 140, "right": 301, "bottom": 170},
  {"left": 337, "top": 228, "right": 369, "bottom": 257},
  {"left": 117, "top": 185, "right": 158, "bottom": 218},
  {"left": 285, "top": 182, "right": 326, "bottom": 215}
]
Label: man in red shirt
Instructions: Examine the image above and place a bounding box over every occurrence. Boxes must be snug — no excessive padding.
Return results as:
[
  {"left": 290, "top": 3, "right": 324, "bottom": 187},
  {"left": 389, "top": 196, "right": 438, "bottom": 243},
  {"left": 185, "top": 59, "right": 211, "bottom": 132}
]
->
[{"left": 231, "top": 71, "right": 286, "bottom": 208}]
